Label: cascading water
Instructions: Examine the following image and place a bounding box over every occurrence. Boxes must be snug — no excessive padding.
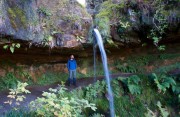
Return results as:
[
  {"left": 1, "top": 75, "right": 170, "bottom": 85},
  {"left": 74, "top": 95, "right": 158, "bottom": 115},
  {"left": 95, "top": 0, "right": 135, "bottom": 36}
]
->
[
  {"left": 93, "top": 36, "right": 97, "bottom": 82},
  {"left": 93, "top": 28, "right": 115, "bottom": 117}
]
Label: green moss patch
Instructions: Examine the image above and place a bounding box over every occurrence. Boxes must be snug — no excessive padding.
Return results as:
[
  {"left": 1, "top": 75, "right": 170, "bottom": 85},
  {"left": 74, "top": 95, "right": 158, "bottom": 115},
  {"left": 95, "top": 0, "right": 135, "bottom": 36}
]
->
[{"left": 7, "top": 6, "right": 27, "bottom": 29}]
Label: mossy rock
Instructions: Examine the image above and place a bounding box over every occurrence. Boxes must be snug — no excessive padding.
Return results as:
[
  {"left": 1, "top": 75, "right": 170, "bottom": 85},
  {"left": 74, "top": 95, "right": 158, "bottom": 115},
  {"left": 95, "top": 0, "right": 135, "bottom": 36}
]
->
[{"left": 7, "top": 6, "right": 27, "bottom": 29}]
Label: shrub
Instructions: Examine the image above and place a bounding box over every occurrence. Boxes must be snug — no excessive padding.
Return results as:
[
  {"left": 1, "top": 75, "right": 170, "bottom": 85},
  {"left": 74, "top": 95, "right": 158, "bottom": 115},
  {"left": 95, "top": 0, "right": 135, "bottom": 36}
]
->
[
  {"left": 30, "top": 86, "right": 97, "bottom": 117},
  {"left": 84, "top": 80, "right": 106, "bottom": 102}
]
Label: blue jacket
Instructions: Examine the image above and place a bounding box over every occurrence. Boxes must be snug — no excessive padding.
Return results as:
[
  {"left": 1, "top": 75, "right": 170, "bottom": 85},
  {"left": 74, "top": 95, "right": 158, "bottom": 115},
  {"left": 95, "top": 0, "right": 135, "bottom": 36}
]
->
[{"left": 67, "top": 59, "right": 77, "bottom": 70}]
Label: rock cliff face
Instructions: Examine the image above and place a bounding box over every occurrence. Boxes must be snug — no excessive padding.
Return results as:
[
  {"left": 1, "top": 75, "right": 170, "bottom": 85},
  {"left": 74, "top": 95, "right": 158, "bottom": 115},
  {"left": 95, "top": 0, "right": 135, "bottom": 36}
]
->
[
  {"left": 91, "top": 0, "right": 180, "bottom": 46},
  {"left": 0, "top": 0, "right": 92, "bottom": 47},
  {"left": 0, "top": 0, "right": 179, "bottom": 48}
]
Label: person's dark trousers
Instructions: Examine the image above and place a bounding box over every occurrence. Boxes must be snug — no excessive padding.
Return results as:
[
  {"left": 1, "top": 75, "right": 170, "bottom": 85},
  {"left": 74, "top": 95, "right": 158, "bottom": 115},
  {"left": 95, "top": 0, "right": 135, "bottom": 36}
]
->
[{"left": 68, "top": 70, "right": 76, "bottom": 86}]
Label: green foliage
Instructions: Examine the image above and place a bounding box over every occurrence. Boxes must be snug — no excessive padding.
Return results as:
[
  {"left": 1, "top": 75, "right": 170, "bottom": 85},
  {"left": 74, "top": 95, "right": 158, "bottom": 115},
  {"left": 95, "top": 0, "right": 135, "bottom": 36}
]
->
[
  {"left": 62, "top": 14, "right": 80, "bottom": 23},
  {"left": 90, "top": 113, "right": 105, "bottom": 117},
  {"left": 96, "top": 1, "right": 122, "bottom": 18},
  {"left": 159, "top": 53, "right": 180, "bottom": 60},
  {"left": 37, "top": 72, "right": 67, "bottom": 85},
  {"left": 117, "top": 20, "right": 131, "bottom": 40},
  {"left": 70, "top": 87, "right": 84, "bottom": 99},
  {"left": 157, "top": 101, "right": 169, "bottom": 117},
  {"left": 95, "top": 98, "right": 109, "bottom": 112},
  {"left": 76, "top": 35, "right": 84, "bottom": 42},
  {"left": 116, "top": 64, "right": 137, "bottom": 73},
  {"left": 42, "top": 34, "right": 53, "bottom": 47},
  {"left": 95, "top": 0, "right": 133, "bottom": 44},
  {"left": 145, "top": 107, "right": 156, "bottom": 117},
  {"left": 150, "top": 73, "right": 176, "bottom": 93},
  {"left": 118, "top": 75, "right": 141, "bottom": 95},
  {"left": 94, "top": 17, "right": 110, "bottom": 40},
  {"left": 119, "top": 21, "right": 130, "bottom": 29},
  {"left": 0, "top": 72, "right": 178, "bottom": 116},
  {"left": 30, "top": 86, "right": 97, "bottom": 117},
  {"left": 147, "top": 0, "right": 169, "bottom": 50},
  {"left": 155, "top": 62, "right": 180, "bottom": 74},
  {"left": 84, "top": 80, "right": 106, "bottom": 102},
  {"left": 171, "top": 83, "right": 180, "bottom": 95},
  {"left": 145, "top": 101, "right": 169, "bottom": 117},
  {"left": 106, "top": 39, "right": 118, "bottom": 47},
  {"left": 158, "top": 45, "right": 166, "bottom": 51},
  {"left": 0, "top": 72, "right": 19, "bottom": 90},
  {"left": 76, "top": 60, "right": 105, "bottom": 78},
  {"left": 4, "top": 109, "right": 36, "bottom": 117},
  {"left": 7, "top": 6, "right": 27, "bottom": 29},
  {"left": 114, "top": 54, "right": 156, "bottom": 73},
  {"left": 94, "top": 1, "right": 120, "bottom": 42},
  {"left": 4, "top": 81, "right": 30, "bottom": 106},
  {"left": 3, "top": 43, "right": 20, "bottom": 53},
  {"left": 111, "top": 79, "right": 123, "bottom": 98},
  {"left": 114, "top": 96, "right": 145, "bottom": 117},
  {"left": 19, "top": 70, "right": 32, "bottom": 83},
  {"left": 37, "top": 6, "right": 52, "bottom": 17},
  {"left": 148, "top": 28, "right": 167, "bottom": 51}
]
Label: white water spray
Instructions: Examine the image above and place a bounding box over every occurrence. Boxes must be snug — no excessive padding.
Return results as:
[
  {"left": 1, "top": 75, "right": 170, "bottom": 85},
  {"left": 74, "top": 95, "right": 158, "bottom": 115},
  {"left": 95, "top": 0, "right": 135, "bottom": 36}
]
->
[{"left": 93, "top": 28, "right": 115, "bottom": 117}]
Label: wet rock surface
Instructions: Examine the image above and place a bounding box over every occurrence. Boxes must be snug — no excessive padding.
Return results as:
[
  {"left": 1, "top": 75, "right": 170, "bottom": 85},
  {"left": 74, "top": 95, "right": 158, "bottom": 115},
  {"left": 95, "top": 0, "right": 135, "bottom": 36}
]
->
[{"left": 0, "top": 0, "right": 92, "bottom": 47}]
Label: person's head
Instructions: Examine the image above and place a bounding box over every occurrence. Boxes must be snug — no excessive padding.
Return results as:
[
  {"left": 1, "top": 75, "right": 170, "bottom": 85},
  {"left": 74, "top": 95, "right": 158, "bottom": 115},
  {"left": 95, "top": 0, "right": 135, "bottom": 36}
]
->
[{"left": 70, "top": 55, "right": 74, "bottom": 59}]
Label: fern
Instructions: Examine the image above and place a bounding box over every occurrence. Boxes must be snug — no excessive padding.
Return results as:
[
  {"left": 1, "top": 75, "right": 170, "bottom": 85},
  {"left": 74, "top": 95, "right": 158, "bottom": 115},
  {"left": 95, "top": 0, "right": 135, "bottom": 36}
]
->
[
  {"left": 151, "top": 73, "right": 176, "bottom": 93},
  {"left": 118, "top": 75, "right": 141, "bottom": 95},
  {"left": 171, "top": 83, "right": 180, "bottom": 94},
  {"left": 145, "top": 108, "right": 156, "bottom": 117},
  {"left": 157, "top": 101, "right": 169, "bottom": 117},
  {"left": 115, "top": 62, "right": 137, "bottom": 73},
  {"left": 145, "top": 101, "right": 169, "bottom": 117},
  {"left": 128, "top": 84, "right": 141, "bottom": 95},
  {"left": 112, "top": 80, "right": 123, "bottom": 98}
]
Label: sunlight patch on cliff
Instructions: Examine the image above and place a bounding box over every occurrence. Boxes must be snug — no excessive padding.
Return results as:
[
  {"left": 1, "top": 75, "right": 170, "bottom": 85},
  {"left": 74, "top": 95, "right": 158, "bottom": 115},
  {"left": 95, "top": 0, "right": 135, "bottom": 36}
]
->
[{"left": 76, "top": 0, "right": 86, "bottom": 7}]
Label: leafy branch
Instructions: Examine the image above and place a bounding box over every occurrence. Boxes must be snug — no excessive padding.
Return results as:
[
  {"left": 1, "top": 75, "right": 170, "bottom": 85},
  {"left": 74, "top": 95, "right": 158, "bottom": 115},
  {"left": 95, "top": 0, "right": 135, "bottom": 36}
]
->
[
  {"left": 4, "top": 81, "right": 30, "bottom": 106},
  {"left": 3, "top": 43, "right": 20, "bottom": 53}
]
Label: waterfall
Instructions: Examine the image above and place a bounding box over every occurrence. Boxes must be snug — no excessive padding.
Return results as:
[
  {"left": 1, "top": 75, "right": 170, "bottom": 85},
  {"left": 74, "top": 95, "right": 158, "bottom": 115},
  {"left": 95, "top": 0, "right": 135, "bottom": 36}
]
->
[
  {"left": 93, "top": 35, "right": 97, "bottom": 82},
  {"left": 93, "top": 28, "right": 115, "bottom": 117}
]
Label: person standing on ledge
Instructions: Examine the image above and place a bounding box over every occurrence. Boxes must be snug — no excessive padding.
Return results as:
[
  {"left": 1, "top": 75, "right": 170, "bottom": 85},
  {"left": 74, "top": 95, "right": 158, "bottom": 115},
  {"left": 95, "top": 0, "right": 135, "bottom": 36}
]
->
[{"left": 67, "top": 55, "right": 77, "bottom": 86}]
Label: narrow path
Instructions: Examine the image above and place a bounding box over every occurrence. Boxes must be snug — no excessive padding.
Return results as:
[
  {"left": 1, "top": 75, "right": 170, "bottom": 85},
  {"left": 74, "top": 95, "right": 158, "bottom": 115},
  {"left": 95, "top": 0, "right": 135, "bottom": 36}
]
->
[{"left": 0, "top": 73, "right": 133, "bottom": 115}]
